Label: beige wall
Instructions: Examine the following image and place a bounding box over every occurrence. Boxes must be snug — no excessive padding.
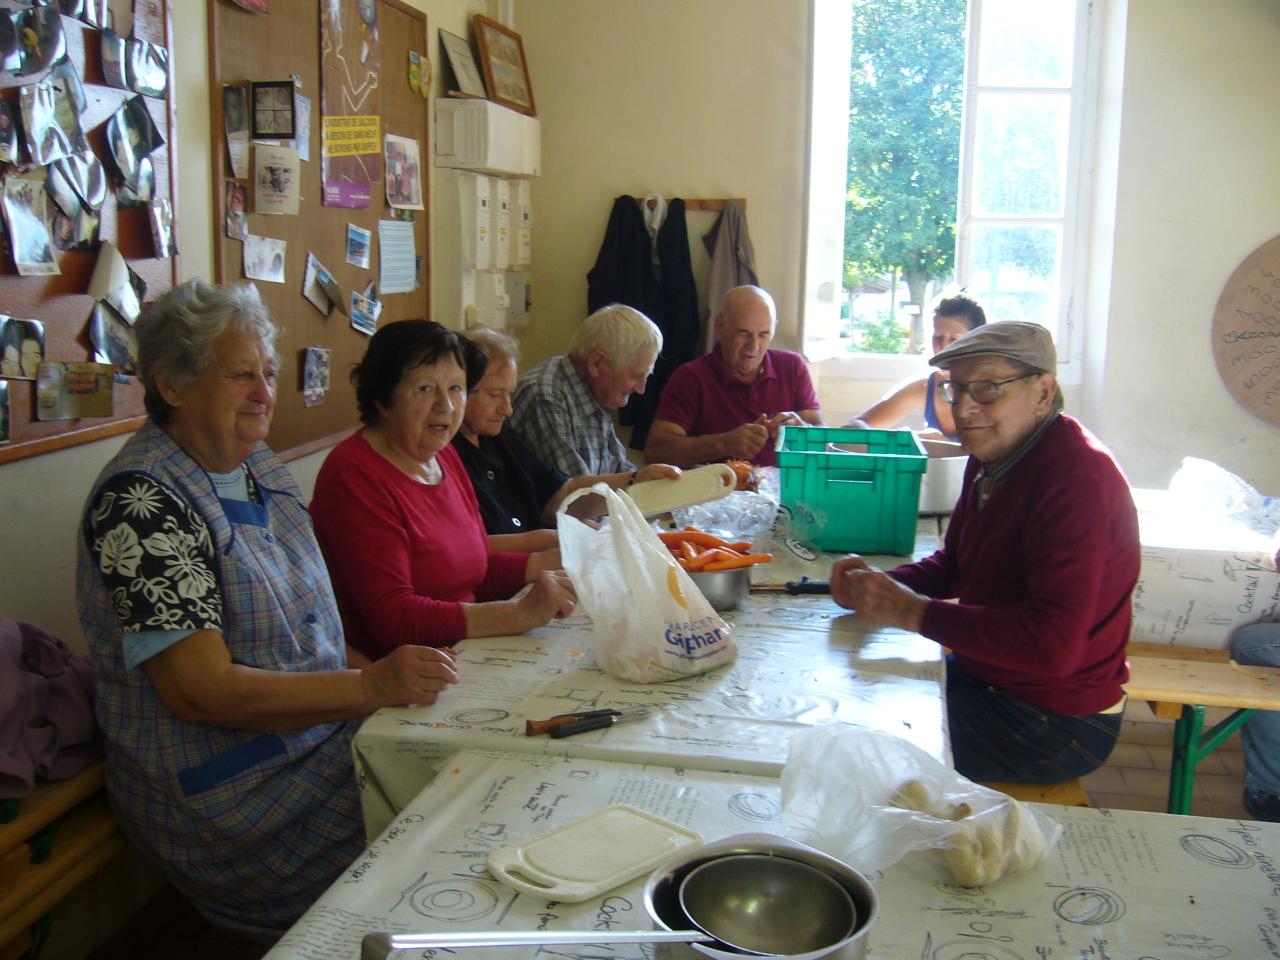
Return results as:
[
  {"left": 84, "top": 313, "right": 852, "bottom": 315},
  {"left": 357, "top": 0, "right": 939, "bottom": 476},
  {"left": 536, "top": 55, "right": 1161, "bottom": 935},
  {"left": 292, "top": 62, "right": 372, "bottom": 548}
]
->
[{"left": 514, "top": 0, "right": 810, "bottom": 367}]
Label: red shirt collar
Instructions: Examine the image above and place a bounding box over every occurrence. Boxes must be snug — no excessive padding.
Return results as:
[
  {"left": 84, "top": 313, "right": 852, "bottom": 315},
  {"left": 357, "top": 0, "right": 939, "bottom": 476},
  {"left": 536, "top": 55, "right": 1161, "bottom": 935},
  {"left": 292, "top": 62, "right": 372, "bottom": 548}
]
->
[{"left": 709, "top": 347, "right": 777, "bottom": 387}]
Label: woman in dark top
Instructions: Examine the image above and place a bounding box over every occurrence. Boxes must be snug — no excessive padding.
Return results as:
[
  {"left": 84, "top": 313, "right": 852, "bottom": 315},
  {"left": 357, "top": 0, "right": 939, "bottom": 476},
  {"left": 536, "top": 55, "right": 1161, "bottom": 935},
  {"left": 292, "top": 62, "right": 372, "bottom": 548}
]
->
[{"left": 454, "top": 327, "right": 679, "bottom": 551}]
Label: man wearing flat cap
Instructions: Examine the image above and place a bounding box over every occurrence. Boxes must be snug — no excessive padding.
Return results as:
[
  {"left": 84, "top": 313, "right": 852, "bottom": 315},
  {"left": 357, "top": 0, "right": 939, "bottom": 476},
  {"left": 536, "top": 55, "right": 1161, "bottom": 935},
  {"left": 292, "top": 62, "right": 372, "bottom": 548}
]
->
[{"left": 832, "top": 321, "right": 1140, "bottom": 784}]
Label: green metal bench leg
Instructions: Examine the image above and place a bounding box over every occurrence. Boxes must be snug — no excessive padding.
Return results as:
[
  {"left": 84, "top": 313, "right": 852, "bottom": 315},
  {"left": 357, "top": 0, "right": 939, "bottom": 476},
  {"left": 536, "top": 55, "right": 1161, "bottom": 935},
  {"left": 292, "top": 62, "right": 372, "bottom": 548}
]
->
[{"left": 1167, "top": 704, "right": 1255, "bottom": 815}]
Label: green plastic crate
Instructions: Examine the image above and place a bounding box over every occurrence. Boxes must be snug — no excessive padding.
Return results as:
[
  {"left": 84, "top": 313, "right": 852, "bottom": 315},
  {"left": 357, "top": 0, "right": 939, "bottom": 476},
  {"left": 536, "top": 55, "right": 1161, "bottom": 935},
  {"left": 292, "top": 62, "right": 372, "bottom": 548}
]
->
[{"left": 777, "top": 426, "right": 927, "bottom": 554}]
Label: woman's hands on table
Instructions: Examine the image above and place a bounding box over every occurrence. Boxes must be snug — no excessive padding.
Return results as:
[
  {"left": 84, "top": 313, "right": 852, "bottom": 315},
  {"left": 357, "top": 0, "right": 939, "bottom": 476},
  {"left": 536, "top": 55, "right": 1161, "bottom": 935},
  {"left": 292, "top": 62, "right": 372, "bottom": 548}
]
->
[
  {"left": 831, "top": 554, "right": 929, "bottom": 632},
  {"left": 519, "top": 570, "right": 578, "bottom": 629},
  {"left": 362, "top": 645, "right": 460, "bottom": 709}
]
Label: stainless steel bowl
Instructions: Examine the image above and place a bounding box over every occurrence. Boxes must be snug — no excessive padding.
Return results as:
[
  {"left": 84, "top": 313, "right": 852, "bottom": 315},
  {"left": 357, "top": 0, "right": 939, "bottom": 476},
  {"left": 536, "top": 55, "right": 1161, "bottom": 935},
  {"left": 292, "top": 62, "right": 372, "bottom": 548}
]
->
[
  {"left": 679, "top": 854, "right": 856, "bottom": 956},
  {"left": 687, "top": 567, "right": 751, "bottom": 611},
  {"left": 644, "top": 833, "right": 880, "bottom": 960}
]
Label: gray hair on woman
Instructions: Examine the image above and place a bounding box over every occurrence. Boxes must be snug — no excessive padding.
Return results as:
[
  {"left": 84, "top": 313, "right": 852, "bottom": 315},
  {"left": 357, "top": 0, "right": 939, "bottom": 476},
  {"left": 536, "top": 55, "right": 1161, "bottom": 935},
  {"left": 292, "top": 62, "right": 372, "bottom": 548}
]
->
[
  {"left": 464, "top": 325, "right": 520, "bottom": 367},
  {"left": 136, "top": 279, "right": 278, "bottom": 423},
  {"left": 567, "top": 304, "right": 663, "bottom": 367}
]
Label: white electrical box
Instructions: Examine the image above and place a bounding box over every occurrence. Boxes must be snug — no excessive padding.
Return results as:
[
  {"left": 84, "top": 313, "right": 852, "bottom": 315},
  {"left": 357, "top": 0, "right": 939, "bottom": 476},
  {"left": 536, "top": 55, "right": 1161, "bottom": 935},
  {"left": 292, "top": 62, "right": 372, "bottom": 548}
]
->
[
  {"left": 435, "top": 99, "right": 541, "bottom": 177},
  {"left": 513, "top": 179, "right": 532, "bottom": 267},
  {"left": 493, "top": 179, "right": 511, "bottom": 270},
  {"left": 505, "top": 271, "right": 532, "bottom": 327},
  {"left": 458, "top": 173, "right": 492, "bottom": 270}
]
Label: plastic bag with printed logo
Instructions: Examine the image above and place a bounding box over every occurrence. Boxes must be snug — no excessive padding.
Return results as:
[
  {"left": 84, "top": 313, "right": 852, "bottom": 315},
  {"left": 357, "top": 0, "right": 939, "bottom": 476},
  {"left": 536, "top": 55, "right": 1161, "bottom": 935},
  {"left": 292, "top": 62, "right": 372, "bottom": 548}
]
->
[{"left": 558, "top": 483, "right": 737, "bottom": 683}]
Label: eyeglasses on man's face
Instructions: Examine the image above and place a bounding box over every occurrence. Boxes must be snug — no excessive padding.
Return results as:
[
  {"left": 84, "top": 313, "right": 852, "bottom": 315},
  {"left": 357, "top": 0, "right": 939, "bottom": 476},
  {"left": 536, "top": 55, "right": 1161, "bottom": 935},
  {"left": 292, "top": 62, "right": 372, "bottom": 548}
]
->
[{"left": 939, "top": 373, "right": 1038, "bottom": 405}]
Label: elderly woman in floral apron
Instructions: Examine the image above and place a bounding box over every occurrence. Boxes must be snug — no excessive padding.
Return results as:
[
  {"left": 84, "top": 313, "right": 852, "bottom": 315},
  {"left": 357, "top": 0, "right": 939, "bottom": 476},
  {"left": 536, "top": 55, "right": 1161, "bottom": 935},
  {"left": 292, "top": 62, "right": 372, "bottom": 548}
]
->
[{"left": 75, "top": 279, "right": 459, "bottom": 940}]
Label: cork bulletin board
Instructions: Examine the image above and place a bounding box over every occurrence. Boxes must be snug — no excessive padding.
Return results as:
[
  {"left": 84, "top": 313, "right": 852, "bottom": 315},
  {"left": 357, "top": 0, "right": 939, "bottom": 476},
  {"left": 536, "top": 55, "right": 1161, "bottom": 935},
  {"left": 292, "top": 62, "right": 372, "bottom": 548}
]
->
[
  {"left": 0, "top": 1, "right": 177, "bottom": 466},
  {"left": 209, "top": 0, "right": 431, "bottom": 460},
  {"left": 1212, "top": 232, "right": 1280, "bottom": 430}
]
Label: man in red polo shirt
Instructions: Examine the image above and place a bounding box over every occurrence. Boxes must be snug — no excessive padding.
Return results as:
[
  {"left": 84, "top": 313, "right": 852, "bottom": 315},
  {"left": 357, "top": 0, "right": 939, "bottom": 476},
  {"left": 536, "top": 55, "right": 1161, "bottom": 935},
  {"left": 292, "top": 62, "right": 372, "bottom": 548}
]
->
[{"left": 644, "top": 285, "right": 824, "bottom": 468}]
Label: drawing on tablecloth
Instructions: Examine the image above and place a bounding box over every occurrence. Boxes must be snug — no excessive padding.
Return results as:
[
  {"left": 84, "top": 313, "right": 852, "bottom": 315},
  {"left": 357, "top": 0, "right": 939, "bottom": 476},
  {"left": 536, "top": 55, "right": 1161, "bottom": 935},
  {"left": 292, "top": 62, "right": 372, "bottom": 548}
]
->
[
  {"left": 568, "top": 769, "right": 598, "bottom": 782},
  {"left": 465, "top": 822, "right": 506, "bottom": 841},
  {"left": 1179, "top": 833, "right": 1253, "bottom": 868},
  {"left": 398, "top": 873, "right": 500, "bottom": 921},
  {"left": 1052, "top": 887, "right": 1126, "bottom": 925},
  {"left": 728, "top": 792, "right": 780, "bottom": 822},
  {"left": 930, "top": 940, "right": 1025, "bottom": 960},
  {"left": 448, "top": 708, "right": 510, "bottom": 725}
]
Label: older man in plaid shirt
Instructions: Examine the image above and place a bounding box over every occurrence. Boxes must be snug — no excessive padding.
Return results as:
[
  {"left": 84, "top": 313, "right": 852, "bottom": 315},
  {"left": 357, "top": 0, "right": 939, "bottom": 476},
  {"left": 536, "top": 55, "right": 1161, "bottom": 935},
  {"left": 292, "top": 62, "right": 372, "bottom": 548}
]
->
[{"left": 509, "top": 304, "right": 663, "bottom": 477}]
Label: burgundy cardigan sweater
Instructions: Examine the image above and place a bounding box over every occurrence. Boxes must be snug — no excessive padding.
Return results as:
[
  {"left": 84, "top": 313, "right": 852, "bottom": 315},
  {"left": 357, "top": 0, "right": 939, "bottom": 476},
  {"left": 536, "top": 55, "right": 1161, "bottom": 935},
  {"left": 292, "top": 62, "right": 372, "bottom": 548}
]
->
[{"left": 889, "top": 415, "right": 1140, "bottom": 715}]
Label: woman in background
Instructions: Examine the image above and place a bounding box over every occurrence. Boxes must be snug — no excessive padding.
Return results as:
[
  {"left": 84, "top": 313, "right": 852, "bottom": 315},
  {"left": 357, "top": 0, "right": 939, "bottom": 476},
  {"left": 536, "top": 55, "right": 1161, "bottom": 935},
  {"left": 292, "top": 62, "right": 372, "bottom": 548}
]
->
[{"left": 310, "top": 320, "right": 577, "bottom": 657}]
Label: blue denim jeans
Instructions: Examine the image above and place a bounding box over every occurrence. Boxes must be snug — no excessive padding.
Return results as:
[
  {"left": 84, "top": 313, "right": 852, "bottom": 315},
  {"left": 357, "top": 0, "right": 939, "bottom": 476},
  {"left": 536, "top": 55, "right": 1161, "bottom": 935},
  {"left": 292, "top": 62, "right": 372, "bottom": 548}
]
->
[
  {"left": 946, "top": 656, "right": 1123, "bottom": 783},
  {"left": 1230, "top": 622, "right": 1280, "bottom": 796}
]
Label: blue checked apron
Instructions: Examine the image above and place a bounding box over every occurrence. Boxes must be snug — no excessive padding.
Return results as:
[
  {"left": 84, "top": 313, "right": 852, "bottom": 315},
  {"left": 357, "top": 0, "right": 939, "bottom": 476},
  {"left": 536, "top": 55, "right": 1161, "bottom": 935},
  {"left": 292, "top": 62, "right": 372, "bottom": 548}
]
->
[{"left": 76, "top": 421, "right": 364, "bottom": 938}]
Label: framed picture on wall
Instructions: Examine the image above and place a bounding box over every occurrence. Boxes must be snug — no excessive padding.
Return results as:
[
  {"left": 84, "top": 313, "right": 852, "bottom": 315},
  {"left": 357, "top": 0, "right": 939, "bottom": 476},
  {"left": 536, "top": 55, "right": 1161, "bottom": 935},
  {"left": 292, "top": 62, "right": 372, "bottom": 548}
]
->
[
  {"left": 472, "top": 15, "right": 535, "bottom": 116},
  {"left": 439, "top": 29, "right": 486, "bottom": 98}
]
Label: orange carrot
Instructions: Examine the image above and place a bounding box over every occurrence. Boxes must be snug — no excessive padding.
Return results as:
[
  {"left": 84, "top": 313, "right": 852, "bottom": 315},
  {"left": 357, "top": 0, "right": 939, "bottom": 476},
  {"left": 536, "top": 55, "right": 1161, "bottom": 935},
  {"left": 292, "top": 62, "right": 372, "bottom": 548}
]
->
[
  {"left": 686, "top": 548, "right": 734, "bottom": 571},
  {"left": 702, "top": 553, "right": 773, "bottom": 571},
  {"left": 678, "top": 540, "right": 699, "bottom": 563},
  {"left": 663, "top": 529, "right": 737, "bottom": 550}
]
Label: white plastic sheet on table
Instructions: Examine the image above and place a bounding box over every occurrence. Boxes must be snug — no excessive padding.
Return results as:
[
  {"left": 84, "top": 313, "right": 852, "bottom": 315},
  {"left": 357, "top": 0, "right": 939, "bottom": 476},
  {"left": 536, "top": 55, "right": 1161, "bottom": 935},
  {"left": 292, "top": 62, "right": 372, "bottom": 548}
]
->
[
  {"left": 267, "top": 749, "right": 1280, "bottom": 960},
  {"left": 352, "top": 519, "right": 948, "bottom": 838}
]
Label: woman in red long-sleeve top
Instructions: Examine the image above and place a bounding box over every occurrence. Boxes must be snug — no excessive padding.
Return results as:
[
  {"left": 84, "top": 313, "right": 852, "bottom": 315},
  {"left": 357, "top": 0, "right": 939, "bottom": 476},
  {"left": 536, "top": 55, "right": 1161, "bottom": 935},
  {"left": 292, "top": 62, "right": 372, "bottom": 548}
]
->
[{"left": 311, "top": 320, "right": 577, "bottom": 659}]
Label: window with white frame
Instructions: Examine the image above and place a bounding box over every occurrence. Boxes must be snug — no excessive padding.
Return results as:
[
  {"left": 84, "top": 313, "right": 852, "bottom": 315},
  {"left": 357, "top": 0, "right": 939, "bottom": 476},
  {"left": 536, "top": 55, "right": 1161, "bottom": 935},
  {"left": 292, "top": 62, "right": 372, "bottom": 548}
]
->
[{"left": 803, "top": 0, "right": 1097, "bottom": 373}]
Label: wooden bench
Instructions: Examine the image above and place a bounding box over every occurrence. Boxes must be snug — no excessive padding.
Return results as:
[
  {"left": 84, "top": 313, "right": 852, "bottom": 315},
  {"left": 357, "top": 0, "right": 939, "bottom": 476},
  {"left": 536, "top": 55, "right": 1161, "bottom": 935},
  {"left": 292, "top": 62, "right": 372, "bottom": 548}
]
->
[
  {"left": 979, "top": 779, "right": 1091, "bottom": 807},
  {"left": 1125, "top": 642, "right": 1280, "bottom": 815},
  {"left": 0, "top": 760, "right": 124, "bottom": 959}
]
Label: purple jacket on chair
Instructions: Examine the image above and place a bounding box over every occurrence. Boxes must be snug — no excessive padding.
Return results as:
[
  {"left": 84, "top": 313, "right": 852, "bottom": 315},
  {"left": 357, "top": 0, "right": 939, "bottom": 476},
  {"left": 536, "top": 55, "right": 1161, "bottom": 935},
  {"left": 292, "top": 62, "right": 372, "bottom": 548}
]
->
[{"left": 0, "top": 617, "right": 102, "bottom": 798}]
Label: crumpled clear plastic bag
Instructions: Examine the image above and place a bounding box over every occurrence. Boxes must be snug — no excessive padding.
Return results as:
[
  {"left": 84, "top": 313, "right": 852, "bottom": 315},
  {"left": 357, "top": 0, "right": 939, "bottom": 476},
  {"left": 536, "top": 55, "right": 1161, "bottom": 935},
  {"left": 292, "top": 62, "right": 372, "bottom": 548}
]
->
[
  {"left": 780, "top": 725, "right": 1062, "bottom": 887},
  {"left": 672, "top": 489, "right": 779, "bottom": 546}
]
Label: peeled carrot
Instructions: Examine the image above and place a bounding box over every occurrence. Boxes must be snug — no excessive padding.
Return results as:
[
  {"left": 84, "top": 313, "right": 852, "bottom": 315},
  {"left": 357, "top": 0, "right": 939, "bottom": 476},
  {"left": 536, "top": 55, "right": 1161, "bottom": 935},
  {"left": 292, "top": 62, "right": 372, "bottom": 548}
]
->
[
  {"left": 686, "top": 547, "right": 735, "bottom": 571},
  {"left": 678, "top": 540, "right": 699, "bottom": 563},
  {"left": 662, "top": 529, "right": 737, "bottom": 550},
  {"left": 702, "top": 553, "right": 773, "bottom": 571}
]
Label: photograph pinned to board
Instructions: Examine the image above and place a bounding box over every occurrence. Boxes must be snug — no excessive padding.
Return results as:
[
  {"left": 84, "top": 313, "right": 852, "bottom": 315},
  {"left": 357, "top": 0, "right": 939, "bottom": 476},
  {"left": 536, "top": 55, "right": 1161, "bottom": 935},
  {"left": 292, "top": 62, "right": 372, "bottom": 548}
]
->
[
  {"left": 19, "top": 78, "right": 81, "bottom": 166},
  {"left": 121, "top": 97, "right": 164, "bottom": 159},
  {"left": 0, "top": 380, "right": 8, "bottom": 444},
  {"left": 88, "top": 301, "right": 138, "bottom": 375},
  {"left": 104, "top": 99, "right": 162, "bottom": 190},
  {"left": 383, "top": 134, "right": 423, "bottom": 210},
  {"left": 1, "top": 317, "right": 46, "bottom": 380},
  {"left": 302, "top": 251, "right": 344, "bottom": 316},
  {"left": 302, "top": 346, "right": 331, "bottom": 407},
  {"left": 56, "top": 148, "right": 108, "bottom": 211},
  {"left": 5, "top": 6, "right": 65, "bottom": 78},
  {"left": 149, "top": 198, "right": 175, "bottom": 258},
  {"left": 251, "top": 80, "right": 296, "bottom": 140},
  {"left": 100, "top": 28, "right": 128, "bottom": 89},
  {"left": 244, "top": 234, "right": 286, "bottom": 283},
  {"left": 439, "top": 29, "right": 486, "bottom": 98},
  {"left": 378, "top": 218, "right": 416, "bottom": 295},
  {"left": 51, "top": 204, "right": 99, "bottom": 252},
  {"left": 88, "top": 242, "right": 142, "bottom": 324},
  {"left": 58, "top": 1, "right": 107, "bottom": 29},
  {"left": 253, "top": 143, "right": 300, "bottom": 215},
  {"left": 126, "top": 38, "right": 169, "bottom": 98},
  {"left": 117, "top": 156, "right": 154, "bottom": 208},
  {"left": 351, "top": 285, "right": 381, "bottom": 336},
  {"left": 472, "top": 15, "right": 535, "bottom": 116},
  {"left": 45, "top": 163, "right": 81, "bottom": 219},
  {"left": 36, "top": 361, "right": 114, "bottom": 421},
  {"left": 225, "top": 180, "right": 248, "bottom": 240},
  {"left": 223, "top": 84, "right": 250, "bottom": 178},
  {"left": 50, "top": 58, "right": 88, "bottom": 118},
  {"left": 345, "top": 222, "right": 371, "bottom": 268},
  {"left": 0, "top": 102, "right": 18, "bottom": 164},
  {"left": 2, "top": 178, "right": 59, "bottom": 277}
]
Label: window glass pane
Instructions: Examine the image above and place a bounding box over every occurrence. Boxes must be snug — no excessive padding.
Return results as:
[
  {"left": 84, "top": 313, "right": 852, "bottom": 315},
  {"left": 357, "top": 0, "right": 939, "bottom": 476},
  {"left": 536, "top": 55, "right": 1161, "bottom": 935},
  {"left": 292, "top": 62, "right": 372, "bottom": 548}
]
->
[
  {"left": 968, "top": 224, "right": 1061, "bottom": 330},
  {"left": 973, "top": 93, "right": 1068, "bottom": 217},
  {"left": 977, "top": 0, "right": 1077, "bottom": 87}
]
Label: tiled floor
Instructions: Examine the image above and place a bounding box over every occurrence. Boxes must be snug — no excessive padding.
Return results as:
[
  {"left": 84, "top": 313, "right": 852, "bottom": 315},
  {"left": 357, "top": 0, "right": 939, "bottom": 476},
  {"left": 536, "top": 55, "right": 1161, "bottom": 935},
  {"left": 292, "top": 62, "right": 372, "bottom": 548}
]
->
[{"left": 1084, "top": 705, "right": 1251, "bottom": 820}]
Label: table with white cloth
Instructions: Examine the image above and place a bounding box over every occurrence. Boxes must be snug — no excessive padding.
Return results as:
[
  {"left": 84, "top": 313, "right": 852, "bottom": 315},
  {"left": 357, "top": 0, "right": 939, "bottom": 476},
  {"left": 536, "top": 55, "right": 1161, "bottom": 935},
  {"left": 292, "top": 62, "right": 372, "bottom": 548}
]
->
[
  {"left": 268, "top": 749, "right": 1280, "bottom": 960},
  {"left": 352, "top": 519, "right": 947, "bottom": 837}
]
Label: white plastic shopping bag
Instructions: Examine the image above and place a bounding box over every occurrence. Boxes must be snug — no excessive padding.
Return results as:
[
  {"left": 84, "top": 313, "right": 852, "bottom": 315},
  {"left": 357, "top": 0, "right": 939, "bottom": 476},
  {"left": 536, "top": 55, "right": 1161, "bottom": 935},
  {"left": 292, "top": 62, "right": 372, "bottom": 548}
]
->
[{"left": 558, "top": 483, "right": 737, "bottom": 683}]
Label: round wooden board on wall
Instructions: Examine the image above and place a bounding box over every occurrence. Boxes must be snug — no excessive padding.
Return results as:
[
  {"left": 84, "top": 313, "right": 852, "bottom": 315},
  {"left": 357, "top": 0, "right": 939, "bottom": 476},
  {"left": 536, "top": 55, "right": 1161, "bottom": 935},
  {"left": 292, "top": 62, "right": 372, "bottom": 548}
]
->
[{"left": 1212, "top": 232, "right": 1280, "bottom": 429}]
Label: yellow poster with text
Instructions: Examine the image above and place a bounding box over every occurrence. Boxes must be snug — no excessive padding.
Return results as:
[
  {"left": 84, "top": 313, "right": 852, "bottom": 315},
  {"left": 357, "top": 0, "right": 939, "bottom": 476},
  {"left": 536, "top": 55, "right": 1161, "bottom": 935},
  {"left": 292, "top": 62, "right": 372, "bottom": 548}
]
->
[{"left": 322, "top": 115, "right": 381, "bottom": 158}]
